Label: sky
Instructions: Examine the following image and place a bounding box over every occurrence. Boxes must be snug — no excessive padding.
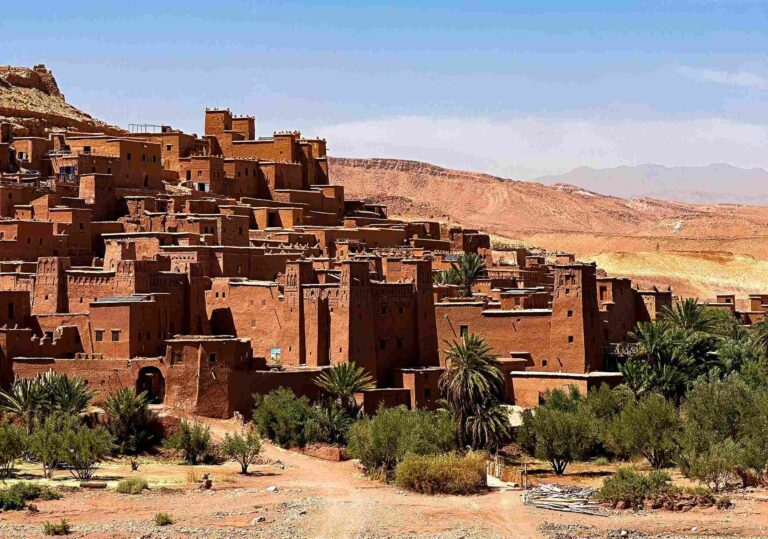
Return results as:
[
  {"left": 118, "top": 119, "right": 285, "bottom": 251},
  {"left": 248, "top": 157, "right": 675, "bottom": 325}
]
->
[{"left": 3, "top": 0, "right": 768, "bottom": 178}]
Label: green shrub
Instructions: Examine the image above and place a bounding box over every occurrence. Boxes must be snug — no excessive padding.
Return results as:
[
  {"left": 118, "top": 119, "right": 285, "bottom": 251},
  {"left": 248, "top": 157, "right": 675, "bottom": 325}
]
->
[
  {"left": 596, "top": 467, "right": 676, "bottom": 507},
  {"left": 115, "top": 476, "right": 148, "bottom": 495},
  {"left": 154, "top": 512, "right": 173, "bottom": 526},
  {"left": 104, "top": 388, "right": 158, "bottom": 455},
  {"left": 62, "top": 423, "right": 113, "bottom": 480},
  {"left": 43, "top": 519, "right": 70, "bottom": 536},
  {"left": 252, "top": 388, "right": 316, "bottom": 448},
  {"left": 164, "top": 420, "right": 213, "bottom": 465},
  {"left": 28, "top": 414, "right": 67, "bottom": 479},
  {"left": 606, "top": 393, "right": 682, "bottom": 468},
  {"left": 592, "top": 457, "right": 610, "bottom": 466},
  {"left": 221, "top": 425, "right": 262, "bottom": 474},
  {"left": 0, "top": 481, "right": 61, "bottom": 511},
  {"left": 347, "top": 406, "right": 455, "bottom": 474},
  {"left": 394, "top": 451, "right": 487, "bottom": 495},
  {"left": 0, "top": 420, "right": 27, "bottom": 478}
]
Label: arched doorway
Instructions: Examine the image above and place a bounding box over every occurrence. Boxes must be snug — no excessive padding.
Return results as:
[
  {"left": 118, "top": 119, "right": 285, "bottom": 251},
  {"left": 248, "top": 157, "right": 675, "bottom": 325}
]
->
[{"left": 136, "top": 366, "right": 165, "bottom": 404}]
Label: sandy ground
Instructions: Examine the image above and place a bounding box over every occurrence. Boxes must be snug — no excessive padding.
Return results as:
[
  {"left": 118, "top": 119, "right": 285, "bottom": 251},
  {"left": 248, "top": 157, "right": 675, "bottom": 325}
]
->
[{"left": 1, "top": 417, "right": 768, "bottom": 539}]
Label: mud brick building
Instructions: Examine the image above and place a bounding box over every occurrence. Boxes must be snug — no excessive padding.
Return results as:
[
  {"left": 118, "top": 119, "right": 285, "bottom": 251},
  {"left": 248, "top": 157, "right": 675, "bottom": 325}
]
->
[{"left": 0, "top": 107, "right": 686, "bottom": 414}]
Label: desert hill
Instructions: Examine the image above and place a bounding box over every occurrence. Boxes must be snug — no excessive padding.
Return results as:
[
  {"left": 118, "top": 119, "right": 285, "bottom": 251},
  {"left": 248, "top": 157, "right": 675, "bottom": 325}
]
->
[
  {"left": 0, "top": 65, "right": 124, "bottom": 137},
  {"left": 535, "top": 163, "right": 768, "bottom": 205},
  {"left": 330, "top": 157, "right": 768, "bottom": 298}
]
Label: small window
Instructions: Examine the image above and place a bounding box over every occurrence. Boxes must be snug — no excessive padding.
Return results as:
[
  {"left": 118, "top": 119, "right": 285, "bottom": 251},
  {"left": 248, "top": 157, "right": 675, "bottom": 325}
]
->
[
  {"left": 141, "top": 154, "right": 146, "bottom": 162},
  {"left": 7, "top": 303, "right": 13, "bottom": 319},
  {"left": 83, "top": 145, "right": 91, "bottom": 154},
  {"left": 567, "top": 335, "right": 574, "bottom": 343},
  {"left": 567, "top": 310, "right": 573, "bottom": 317},
  {"left": 399, "top": 306, "right": 404, "bottom": 314},
  {"left": 460, "top": 325, "right": 469, "bottom": 338},
  {"left": 208, "top": 353, "right": 217, "bottom": 363},
  {"left": 424, "top": 387, "right": 431, "bottom": 398},
  {"left": 126, "top": 152, "right": 132, "bottom": 161},
  {"left": 379, "top": 339, "right": 386, "bottom": 350},
  {"left": 111, "top": 330, "right": 121, "bottom": 342},
  {"left": 381, "top": 306, "right": 387, "bottom": 315},
  {"left": 166, "top": 144, "right": 172, "bottom": 151},
  {"left": 542, "top": 359, "right": 548, "bottom": 367},
  {"left": 79, "top": 223, "right": 84, "bottom": 230},
  {"left": 152, "top": 155, "right": 157, "bottom": 163},
  {"left": 95, "top": 330, "right": 103, "bottom": 341},
  {"left": 397, "top": 338, "right": 403, "bottom": 348}
]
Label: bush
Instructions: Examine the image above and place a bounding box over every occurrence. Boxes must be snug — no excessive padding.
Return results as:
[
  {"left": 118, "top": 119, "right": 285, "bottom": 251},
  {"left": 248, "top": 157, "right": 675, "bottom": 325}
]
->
[
  {"left": 252, "top": 388, "right": 316, "bottom": 448},
  {"left": 596, "top": 468, "right": 676, "bottom": 508},
  {"left": 221, "top": 425, "right": 262, "bottom": 474},
  {"left": 679, "top": 439, "right": 739, "bottom": 492},
  {"left": 28, "top": 414, "right": 67, "bottom": 478},
  {"left": 394, "top": 451, "right": 487, "bottom": 495},
  {"left": 62, "top": 423, "right": 113, "bottom": 480},
  {"left": 115, "top": 476, "right": 148, "bottom": 494},
  {"left": 305, "top": 403, "right": 353, "bottom": 445},
  {"left": 0, "top": 420, "right": 26, "bottom": 478},
  {"left": 347, "top": 406, "right": 455, "bottom": 474},
  {"left": 154, "top": 512, "right": 173, "bottom": 526},
  {"left": 104, "top": 388, "right": 158, "bottom": 455},
  {"left": 0, "top": 481, "right": 62, "bottom": 510},
  {"left": 43, "top": 519, "right": 71, "bottom": 536},
  {"left": 164, "top": 420, "right": 213, "bottom": 465},
  {"left": 606, "top": 393, "right": 682, "bottom": 468},
  {"left": 518, "top": 399, "right": 598, "bottom": 475}
]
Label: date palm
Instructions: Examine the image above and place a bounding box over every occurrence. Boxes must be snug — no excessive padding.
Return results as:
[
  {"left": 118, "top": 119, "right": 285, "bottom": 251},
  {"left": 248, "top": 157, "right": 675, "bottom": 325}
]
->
[
  {"left": 314, "top": 362, "right": 375, "bottom": 417},
  {"left": 466, "top": 400, "right": 511, "bottom": 452},
  {"left": 661, "top": 298, "right": 716, "bottom": 333},
  {"left": 439, "top": 333, "right": 503, "bottom": 449},
  {"left": 0, "top": 377, "right": 45, "bottom": 434},
  {"left": 449, "top": 253, "right": 486, "bottom": 297},
  {"left": 42, "top": 371, "right": 95, "bottom": 417}
]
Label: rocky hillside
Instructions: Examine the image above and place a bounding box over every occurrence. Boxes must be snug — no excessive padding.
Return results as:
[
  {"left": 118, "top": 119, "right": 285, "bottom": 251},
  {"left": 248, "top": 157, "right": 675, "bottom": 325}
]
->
[
  {"left": 0, "top": 65, "right": 124, "bottom": 136},
  {"left": 330, "top": 157, "right": 768, "bottom": 297}
]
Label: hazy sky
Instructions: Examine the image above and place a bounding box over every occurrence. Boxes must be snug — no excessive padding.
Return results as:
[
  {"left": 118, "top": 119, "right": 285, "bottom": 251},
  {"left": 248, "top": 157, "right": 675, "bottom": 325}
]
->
[{"left": 3, "top": 0, "right": 768, "bottom": 177}]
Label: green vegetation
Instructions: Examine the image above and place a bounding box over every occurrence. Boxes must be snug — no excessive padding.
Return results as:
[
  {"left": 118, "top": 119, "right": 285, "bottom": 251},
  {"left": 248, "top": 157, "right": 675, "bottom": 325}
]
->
[
  {"left": 394, "top": 451, "right": 487, "bottom": 495},
  {"left": 314, "top": 362, "right": 375, "bottom": 417},
  {"left": 440, "top": 333, "right": 510, "bottom": 451},
  {"left": 154, "top": 512, "right": 173, "bottom": 526},
  {"left": 596, "top": 468, "right": 676, "bottom": 508},
  {"left": 0, "top": 420, "right": 26, "bottom": 478},
  {"left": 43, "top": 519, "right": 71, "bottom": 536},
  {"left": 62, "top": 422, "right": 113, "bottom": 480},
  {"left": 164, "top": 420, "right": 214, "bottom": 465},
  {"left": 252, "top": 388, "right": 317, "bottom": 448},
  {"left": 104, "top": 388, "right": 158, "bottom": 456},
  {"left": 115, "top": 476, "right": 149, "bottom": 494},
  {"left": 0, "top": 482, "right": 61, "bottom": 511},
  {"left": 221, "top": 425, "right": 262, "bottom": 474},
  {"left": 347, "top": 406, "right": 454, "bottom": 474}
]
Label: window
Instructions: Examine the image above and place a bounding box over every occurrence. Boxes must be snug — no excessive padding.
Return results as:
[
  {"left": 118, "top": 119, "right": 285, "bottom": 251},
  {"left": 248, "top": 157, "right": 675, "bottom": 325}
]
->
[
  {"left": 399, "top": 306, "right": 404, "bottom": 314},
  {"left": 567, "top": 310, "right": 573, "bottom": 317},
  {"left": 424, "top": 388, "right": 431, "bottom": 398},
  {"left": 397, "top": 338, "right": 403, "bottom": 348},
  {"left": 126, "top": 152, "right": 132, "bottom": 161},
  {"left": 542, "top": 359, "right": 548, "bottom": 367},
  {"left": 166, "top": 144, "right": 173, "bottom": 151},
  {"left": 567, "top": 335, "right": 574, "bottom": 343},
  {"left": 379, "top": 339, "right": 386, "bottom": 350},
  {"left": 111, "top": 330, "right": 121, "bottom": 342},
  {"left": 460, "top": 325, "right": 469, "bottom": 338},
  {"left": 208, "top": 353, "right": 217, "bottom": 364},
  {"left": 141, "top": 154, "right": 146, "bottom": 162},
  {"left": 380, "top": 306, "right": 387, "bottom": 315},
  {"left": 83, "top": 145, "right": 91, "bottom": 154},
  {"left": 173, "top": 350, "right": 183, "bottom": 365},
  {"left": 152, "top": 155, "right": 157, "bottom": 163},
  {"left": 79, "top": 223, "right": 84, "bottom": 230},
  {"left": 7, "top": 303, "right": 13, "bottom": 319}
]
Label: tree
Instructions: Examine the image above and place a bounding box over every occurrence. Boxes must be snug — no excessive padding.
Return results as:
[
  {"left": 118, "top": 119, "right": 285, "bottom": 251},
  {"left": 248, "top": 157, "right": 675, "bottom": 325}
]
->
[
  {"left": 465, "top": 400, "right": 511, "bottom": 452},
  {"left": 449, "top": 253, "right": 486, "bottom": 297},
  {"left": 164, "top": 420, "right": 213, "bottom": 465},
  {"left": 104, "top": 388, "right": 157, "bottom": 459},
  {"left": 660, "top": 298, "right": 717, "bottom": 333},
  {"left": 433, "top": 268, "right": 461, "bottom": 286},
  {"left": 314, "top": 362, "right": 375, "bottom": 417},
  {"left": 0, "top": 420, "right": 26, "bottom": 478},
  {"left": 61, "top": 423, "right": 113, "bottom": 480},
  {"left": 252, "top": 388, "right": 316, "bottom": 448},
  {"left": 27, "top": 414, "right": 66, "bottom": 479},
  {"left": 0, "top": 377, "right": 45, "bottom": 434},
  {"left": 305, "top": 403, "right": 353, "bottom": 445},
  {"left": 221, "top": 425, "right": 262, "bottom": 474},
  {"left": 606, "top": 393, "right": 682, "bottom": 468},
  {"left": 42, "top": 371, "right": 95, "bottom": 417},
  {"left": 523, "top": 405, "right": 598, "bottom": 475},
  {"left": 439, "top": 334, "right": 503, "bottom": 449}
]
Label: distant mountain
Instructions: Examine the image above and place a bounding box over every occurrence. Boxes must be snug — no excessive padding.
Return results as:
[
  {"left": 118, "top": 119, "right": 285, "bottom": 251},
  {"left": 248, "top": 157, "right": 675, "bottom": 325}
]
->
[{"left": 534, "top": 164, "right": 768, "bottom": 205}]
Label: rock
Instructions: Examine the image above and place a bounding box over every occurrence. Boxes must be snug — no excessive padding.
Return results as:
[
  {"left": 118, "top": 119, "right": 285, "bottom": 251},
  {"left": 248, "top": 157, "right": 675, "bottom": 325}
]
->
[
  {"left": 266, "top": 486, "right": 278, "bottom": 493},
  {"left": 616, "top": 501, "right": 627, "bottom": 510},
  {"left": 251, "top": 516, "right": 266, "bottom": 524},
  {"left": 620, "top": 530, "right": 628, "bottom": 537},
  {"left": 691, "top": 527, "right": 698, "bottom": 532}
]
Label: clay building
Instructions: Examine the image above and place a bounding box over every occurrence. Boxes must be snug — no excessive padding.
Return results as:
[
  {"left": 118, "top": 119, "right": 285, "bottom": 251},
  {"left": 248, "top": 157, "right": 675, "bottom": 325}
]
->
[{"left": 0, "top": 106, "right": 685, "bottom": 417}]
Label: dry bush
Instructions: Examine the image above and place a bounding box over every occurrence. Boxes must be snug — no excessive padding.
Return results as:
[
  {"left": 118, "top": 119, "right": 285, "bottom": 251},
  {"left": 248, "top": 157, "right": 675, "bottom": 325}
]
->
[
  {"left": 394, "top": 451, "right": 487, "bottom": 495},
  {"left": 115, "top": 476, "right": 148, "bottom": 495}
]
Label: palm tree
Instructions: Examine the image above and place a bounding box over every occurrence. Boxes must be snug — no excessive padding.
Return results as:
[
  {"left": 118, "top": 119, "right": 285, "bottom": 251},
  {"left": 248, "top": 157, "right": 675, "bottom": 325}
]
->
[
  {"left": 466, "top": 400, "right": 511, "bottom": 452},
  {"left": 104, "top": 388, "right": 156, "bottom": 457},
  {"left": 439, "top": 333, "right": 503, "bottom": 449},
  {"left": 0, "top": 377, "right": 45, "bottom": 434},
  {"left": 314, "top": 362, "right": 375, "bottom": 417},
  {"left": 41, "top": 371, "right": 95, "bottom": 417},
  {"left": 449, "top": 253, "right": 486, "bottom": 297},
  {"left": 661, "top": 298, "right": 716, "bottom": 333},
  {"left": 433, "top": 268, "right": 461, "bottom": 286}
]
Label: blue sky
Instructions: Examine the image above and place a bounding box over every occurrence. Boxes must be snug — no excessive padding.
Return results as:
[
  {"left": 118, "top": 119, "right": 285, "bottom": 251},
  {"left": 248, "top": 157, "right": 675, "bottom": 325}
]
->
[{"left": 3, "top": 0, "right": 768, "bottom": 177}]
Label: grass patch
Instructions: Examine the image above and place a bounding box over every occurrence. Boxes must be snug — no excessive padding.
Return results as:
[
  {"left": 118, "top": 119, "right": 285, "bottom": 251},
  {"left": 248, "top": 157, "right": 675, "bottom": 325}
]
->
[
  {"left": 394, "top": 452, "right": 487, "bottom": 495},
  {"left": 115, "top": 476, "right": 148, "bottom": 495},
  {"left": 43, "top": 519, "right": 70, "bottom": 536},
  {"left": 154, "top": 512, "right": 173, "bottom": 526}
]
